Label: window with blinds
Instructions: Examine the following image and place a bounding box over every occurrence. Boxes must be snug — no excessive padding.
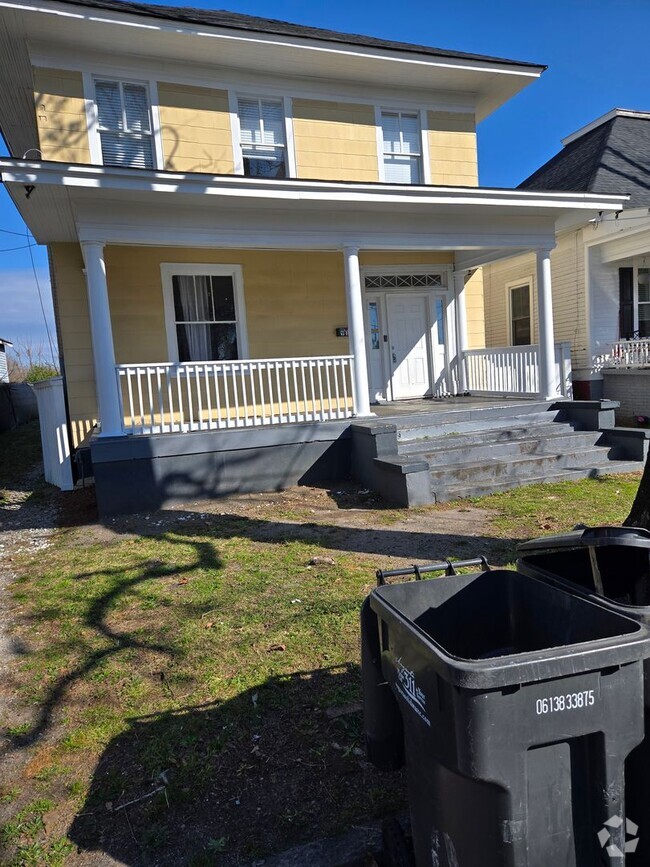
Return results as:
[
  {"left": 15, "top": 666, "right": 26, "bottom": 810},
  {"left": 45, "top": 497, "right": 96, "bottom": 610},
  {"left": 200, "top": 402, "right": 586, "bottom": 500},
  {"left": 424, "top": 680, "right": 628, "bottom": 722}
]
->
[
  {"left": 237, "top": 97, "right": 286, "bottom": 178},
  {"left": 510, "top": 284, "right": 532, "bottom": 346},
  {"left": 94, "top": 79, "right": 154, "bottom": 169},
  {"left": 381, "top": 111, "right": 422, "bottom": 184}
]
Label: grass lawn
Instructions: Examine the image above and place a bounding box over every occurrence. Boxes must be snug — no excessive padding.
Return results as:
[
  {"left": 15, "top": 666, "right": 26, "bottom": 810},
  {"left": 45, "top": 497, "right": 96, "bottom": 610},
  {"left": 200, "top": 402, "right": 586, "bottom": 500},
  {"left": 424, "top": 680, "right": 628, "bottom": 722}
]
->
[{"left": 0, "top": 423, "right": 643, "bottom": 866}]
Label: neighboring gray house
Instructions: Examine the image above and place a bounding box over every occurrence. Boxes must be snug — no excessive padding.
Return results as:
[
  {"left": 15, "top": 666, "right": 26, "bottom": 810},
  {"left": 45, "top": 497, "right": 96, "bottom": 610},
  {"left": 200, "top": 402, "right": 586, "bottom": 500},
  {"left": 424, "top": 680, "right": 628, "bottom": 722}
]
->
[
  {"left": 0, "top": 338, "right": 12, "bottom": 383},
  {"left": 483, "top": 109, "right": 650, "bottom": 418}
]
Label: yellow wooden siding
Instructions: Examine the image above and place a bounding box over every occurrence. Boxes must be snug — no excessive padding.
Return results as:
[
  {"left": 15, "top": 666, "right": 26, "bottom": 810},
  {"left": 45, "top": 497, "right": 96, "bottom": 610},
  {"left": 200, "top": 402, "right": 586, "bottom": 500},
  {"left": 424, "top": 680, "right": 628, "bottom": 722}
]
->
[
  {"left": 292, "top": 99, "right": 379, "bottom": 182},
  {"left": 482, "top": 229, "right": 587, "bottom": 366},
  {"left": 33, "top": 68, "right": 91, "bottom": 163},
  {"left": 49, "top": 243, "right": 97, "bottom": 446},
  {"left": 427, "top": 112, "right": 478, "bottom": 186},
  {"left": 157, "top": 82, "right": 234, "bottom": 174},
  {"left": 52, "top": 245, "right": 486, "bottom": 440},
  {"left": 465, "top": 269, "right": 486, "bottom": 349},
  {"left": 483, "top": 252, "right": 537, "bottom": 347}
]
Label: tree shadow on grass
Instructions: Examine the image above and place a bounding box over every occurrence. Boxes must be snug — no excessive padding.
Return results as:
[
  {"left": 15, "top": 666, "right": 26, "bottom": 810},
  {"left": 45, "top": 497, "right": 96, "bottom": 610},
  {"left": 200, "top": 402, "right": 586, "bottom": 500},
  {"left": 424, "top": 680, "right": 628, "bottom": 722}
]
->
[
  {"left": 68, "top": 664, "right": 402, "bottom": 867},
  {"left": 3, "top": 533, "right": 223, "bottom": 752}
]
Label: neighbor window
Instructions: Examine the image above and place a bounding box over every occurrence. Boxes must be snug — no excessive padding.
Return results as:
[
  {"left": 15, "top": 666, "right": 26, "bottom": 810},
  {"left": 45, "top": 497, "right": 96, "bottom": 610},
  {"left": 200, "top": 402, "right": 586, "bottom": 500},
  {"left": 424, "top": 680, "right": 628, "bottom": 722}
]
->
[
  {"left": 172, "top": 273, "right": 239, "bottom": 362},
  {"left": 620, "top": 265, "right": 650, "bottom": 338},
  {"left": 380, "top": 111, "right": 422, "bottom": 183},
  {"left": 237, "top": 97, "right": 286, "bottom": 178},
  {"left": 638, "top": 268, "right": 650, "bottom": 338},
  {"left": 509, "top": 283, "right": 532, "bottom": 346},
  {"left": 94, "top": 79, "right": 154, "bottom": 169}
]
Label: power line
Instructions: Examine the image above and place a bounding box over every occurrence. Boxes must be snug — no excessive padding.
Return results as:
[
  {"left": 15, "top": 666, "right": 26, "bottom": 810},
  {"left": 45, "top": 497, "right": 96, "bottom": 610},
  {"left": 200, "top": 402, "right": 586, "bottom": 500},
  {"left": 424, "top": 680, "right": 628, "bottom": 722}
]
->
[
  {"left": 0, "top": 226, "right": 32, "bottom": 237},
  {"left": 23, "top": 222, "right": 56, "bottom": 365},
  {"left": 0, "top": 243, "right": 35, "bottom": 252}
]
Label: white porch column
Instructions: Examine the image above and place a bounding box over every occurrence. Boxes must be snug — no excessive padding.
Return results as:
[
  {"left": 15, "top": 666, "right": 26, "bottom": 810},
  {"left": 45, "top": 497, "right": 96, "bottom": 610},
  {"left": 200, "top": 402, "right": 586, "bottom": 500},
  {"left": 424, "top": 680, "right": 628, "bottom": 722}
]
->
[
  {"left": 453, "top": 270, "right": 469, "bottom": 394},
  {"left": 342, "top": 246, "right": 371, "bottom": 417},
  {"left": 81, "top": 241, "right": 124, "bottom": 437},
  {"left": 536, "top": 246, "right": 557, "bottom": 400}
]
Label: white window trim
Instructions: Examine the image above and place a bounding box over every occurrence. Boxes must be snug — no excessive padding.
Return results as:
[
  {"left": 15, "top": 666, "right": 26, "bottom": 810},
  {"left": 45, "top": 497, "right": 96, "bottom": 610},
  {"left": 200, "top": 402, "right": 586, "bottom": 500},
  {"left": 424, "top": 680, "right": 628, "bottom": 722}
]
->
[
  {"left": 160, "top": 263, "right": 249, "bottom": 363},
  {"left": 83, "top": 72, "right": 164, "bottom": 170},
  {"left": 506, "top": 277, "right": 534, "bottom": 346},
  {"left": 375, "top": 107, "right": 426, "bottom": 186},
  {"left": 632, "top": 257, "right": 650, "bottom": 336},
  {"left": 419, "top": 108, "right": 432, "bottom": 185},
  {"left": 229, "top": 89, "right": 296, "bottom": 178}
]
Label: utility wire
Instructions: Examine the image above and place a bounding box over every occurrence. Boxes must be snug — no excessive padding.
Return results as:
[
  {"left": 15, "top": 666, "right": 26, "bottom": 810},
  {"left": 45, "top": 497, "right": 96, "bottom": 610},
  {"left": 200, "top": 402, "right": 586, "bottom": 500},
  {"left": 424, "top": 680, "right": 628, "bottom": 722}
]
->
[
  {"left": 23, "top": 222, "right": 56, "bottom": 365},
  {"left": 0, "top": 243, "right": 36, "bottom": 252},
  {"left": 0, "top": 226, "right": 32, "bottom": 237}
]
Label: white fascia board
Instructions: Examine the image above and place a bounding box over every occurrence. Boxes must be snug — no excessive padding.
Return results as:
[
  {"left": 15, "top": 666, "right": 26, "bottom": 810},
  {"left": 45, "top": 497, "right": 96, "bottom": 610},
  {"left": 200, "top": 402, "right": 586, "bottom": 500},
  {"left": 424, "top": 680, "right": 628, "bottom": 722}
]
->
[
  {"left": 562, "top": 109, "right": 650, "bottom": 147},
  {"left": 28, "top": 45, "right": 477, "bottom": 115},
  {"left": 0, "top": 160, "right": 629, "bottom": 212},
  {"left": 3, "top": 0, "right": 545, "bottom": 78}
]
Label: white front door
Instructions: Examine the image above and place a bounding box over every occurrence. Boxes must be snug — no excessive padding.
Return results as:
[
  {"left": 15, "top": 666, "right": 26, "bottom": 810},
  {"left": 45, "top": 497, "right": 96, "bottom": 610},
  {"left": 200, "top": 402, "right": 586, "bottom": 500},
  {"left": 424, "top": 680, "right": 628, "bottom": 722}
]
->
[{"left": 387, "top": 294, "right": 431, "bottom": 399}]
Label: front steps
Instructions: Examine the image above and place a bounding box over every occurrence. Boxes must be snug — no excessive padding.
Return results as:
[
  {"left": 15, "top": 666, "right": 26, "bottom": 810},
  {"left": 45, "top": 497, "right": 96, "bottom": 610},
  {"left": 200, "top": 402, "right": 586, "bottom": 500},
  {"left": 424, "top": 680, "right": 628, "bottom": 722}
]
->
[{"left": 351, "top": 400, "right": 648, "bottom": 507}]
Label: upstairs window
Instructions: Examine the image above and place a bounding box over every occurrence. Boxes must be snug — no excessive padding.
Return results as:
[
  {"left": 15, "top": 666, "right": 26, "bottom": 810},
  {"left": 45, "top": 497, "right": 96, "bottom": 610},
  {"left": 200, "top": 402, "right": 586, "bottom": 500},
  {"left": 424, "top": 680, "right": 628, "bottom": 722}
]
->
[
  {"left": 94, "top": 79, "right": 154, "bottom": 169},
  {"left": 381, "top": 111, "right": 422, "bottom": 184},
  {"left": 237, "top": 97, "right": 286, "bottom": 179},
  {"left": 509, "top": 283, "right": 532, "bottom": 346}
]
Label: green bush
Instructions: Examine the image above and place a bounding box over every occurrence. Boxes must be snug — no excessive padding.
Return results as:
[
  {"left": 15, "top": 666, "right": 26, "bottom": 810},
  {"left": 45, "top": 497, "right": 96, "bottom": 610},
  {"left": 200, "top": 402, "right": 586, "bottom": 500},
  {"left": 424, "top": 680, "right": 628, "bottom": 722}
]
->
[{"left": 24, "top": 364, "right": 59, "bottom": 383}]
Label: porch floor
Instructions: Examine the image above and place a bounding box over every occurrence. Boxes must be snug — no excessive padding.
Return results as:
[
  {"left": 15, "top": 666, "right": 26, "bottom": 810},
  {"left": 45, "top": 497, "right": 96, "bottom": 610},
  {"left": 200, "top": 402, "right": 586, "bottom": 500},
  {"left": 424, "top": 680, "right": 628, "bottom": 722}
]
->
[{"left": 371, "top": 395, "right": 542, "bottom": 419}]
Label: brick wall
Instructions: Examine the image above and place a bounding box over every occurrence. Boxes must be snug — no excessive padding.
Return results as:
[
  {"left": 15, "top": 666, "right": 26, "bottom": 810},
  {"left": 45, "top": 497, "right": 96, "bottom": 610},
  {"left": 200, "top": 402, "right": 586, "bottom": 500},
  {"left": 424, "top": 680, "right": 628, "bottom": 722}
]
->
[{"left": 602, "top": 369, "right": 650, "bottom": 423}]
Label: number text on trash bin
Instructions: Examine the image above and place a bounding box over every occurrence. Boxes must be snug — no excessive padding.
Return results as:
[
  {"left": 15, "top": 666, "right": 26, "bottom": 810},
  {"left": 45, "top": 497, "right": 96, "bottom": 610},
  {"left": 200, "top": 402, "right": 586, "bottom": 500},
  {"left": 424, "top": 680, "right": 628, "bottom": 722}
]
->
[{"left": 536, "top": 690, "right": 595, "bottom": 715}]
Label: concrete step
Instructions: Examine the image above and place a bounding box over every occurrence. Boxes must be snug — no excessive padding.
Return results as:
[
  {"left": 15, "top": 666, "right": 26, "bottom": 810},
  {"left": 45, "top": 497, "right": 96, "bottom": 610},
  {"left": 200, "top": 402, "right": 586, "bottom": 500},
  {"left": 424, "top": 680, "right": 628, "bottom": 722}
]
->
[
  {"left": 411, "top": 431, "right": 610, "bottom": 467},
  {"left": 427, "top": 448, "right": 629, "bottom": 487},
  {"left": 399, "top": 422, "right": 588, "bottom": 456},
  {"left": 434, "top": 461, "right": 644, "bottom": 502},
  {"left": 397, "top": 409, "right": 564, "bottom": 443}
]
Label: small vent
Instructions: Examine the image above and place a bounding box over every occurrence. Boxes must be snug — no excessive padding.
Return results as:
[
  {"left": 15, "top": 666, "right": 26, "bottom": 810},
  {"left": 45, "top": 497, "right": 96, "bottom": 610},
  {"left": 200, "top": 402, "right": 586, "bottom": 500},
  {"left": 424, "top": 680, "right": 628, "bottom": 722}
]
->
[{"left": 364, "top": 273, "right": 443, "bottom": 289}]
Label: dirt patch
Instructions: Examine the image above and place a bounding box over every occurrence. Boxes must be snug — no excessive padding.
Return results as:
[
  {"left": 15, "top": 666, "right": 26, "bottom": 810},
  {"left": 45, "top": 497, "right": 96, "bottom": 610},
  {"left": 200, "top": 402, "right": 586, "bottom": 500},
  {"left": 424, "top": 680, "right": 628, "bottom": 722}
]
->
[{"left": 72, "top": 482, "right": 498, "bottom": 567}]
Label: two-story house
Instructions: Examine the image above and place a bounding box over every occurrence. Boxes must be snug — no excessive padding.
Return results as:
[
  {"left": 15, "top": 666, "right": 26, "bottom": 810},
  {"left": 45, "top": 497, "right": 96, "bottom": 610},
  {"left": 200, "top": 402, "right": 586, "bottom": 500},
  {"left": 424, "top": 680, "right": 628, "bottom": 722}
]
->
[{"left": 0, "top": 0, "right": 630, "bottom": 514}]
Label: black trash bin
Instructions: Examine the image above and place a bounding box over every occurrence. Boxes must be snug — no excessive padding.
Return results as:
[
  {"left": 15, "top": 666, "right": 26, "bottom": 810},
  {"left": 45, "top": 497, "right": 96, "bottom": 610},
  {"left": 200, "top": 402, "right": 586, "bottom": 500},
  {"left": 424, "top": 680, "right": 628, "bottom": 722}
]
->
[
  {"left": 518, "top": 526, "right": 650, "bottom": 864},
  {"left": 362, "top": 562, "right": 650, "bottom": 867}
]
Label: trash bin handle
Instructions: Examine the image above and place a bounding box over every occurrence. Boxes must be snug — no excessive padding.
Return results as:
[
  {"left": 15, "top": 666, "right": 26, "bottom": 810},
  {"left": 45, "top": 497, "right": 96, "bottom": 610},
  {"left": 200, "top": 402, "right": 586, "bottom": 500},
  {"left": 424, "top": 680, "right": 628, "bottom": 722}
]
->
[{"left": 376, "top": 557, "right": 490, "bottom": 586}]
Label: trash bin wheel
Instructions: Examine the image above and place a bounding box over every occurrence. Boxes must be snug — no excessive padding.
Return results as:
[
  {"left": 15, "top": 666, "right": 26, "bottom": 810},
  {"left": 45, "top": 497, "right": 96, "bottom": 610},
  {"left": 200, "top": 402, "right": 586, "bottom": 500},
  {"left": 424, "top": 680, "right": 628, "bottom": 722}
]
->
[{"left": 381, "top": 818, "right": 414, "bottom": 867}]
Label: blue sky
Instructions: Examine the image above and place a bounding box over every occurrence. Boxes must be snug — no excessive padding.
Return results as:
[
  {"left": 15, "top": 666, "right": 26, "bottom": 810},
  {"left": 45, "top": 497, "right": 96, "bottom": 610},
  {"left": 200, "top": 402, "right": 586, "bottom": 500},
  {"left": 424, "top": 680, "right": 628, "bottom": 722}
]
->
[{"left": 1, "top": 0, "right": 649, "bottom": 356}]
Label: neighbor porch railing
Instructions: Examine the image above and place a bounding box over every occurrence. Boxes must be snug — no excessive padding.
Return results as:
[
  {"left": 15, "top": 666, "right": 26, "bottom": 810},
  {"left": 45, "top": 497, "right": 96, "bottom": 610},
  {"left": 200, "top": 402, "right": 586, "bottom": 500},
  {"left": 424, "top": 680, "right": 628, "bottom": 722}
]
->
[
  {"left": 596, "top": 338, "right": 650, "bottom": 370},
  {"left": 116, "top": 356, "right": 355, "bottom": 435},
  {"left": 462, "top": 342, "right": 573, "bottom": 398}
]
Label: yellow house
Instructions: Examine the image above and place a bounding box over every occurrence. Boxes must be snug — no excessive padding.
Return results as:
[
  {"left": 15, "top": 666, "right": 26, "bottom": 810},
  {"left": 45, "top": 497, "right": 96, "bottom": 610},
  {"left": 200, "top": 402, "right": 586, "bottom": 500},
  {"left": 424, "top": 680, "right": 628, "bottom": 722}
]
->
[{"left": 0, "top": 0, "right": 629, "bottom": 513}]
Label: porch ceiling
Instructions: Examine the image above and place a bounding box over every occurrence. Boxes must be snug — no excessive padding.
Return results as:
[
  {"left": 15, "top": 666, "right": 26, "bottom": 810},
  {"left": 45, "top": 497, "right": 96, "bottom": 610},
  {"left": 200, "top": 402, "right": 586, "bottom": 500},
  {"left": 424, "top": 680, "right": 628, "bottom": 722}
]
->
[{"left": 0, "top": 159, "right": 627, "bottom": 254}]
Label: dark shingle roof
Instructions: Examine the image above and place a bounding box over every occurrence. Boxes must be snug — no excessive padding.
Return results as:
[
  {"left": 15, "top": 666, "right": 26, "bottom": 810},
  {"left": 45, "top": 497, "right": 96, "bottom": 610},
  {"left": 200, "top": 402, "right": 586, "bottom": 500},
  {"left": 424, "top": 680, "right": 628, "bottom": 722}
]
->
[
  {"left": 54, "top": 0, "right": 545, "bottom": 69},
  {"left": 519, "top": 113, "right": 650, "bottom": 208}
]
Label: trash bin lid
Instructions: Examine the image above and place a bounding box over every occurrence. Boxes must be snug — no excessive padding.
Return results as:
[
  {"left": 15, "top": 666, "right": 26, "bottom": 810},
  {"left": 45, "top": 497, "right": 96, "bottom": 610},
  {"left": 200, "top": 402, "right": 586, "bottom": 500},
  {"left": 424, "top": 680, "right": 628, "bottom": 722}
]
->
[{"left": 518, "top": 525, "right": 650, "bottom": 556}]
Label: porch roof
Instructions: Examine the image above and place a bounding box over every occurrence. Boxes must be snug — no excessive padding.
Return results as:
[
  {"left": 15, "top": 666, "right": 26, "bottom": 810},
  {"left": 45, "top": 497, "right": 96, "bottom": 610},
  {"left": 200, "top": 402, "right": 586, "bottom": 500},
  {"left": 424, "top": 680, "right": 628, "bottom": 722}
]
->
[{"left": 0, "top": 158, "right": 628, "bottom": 255}]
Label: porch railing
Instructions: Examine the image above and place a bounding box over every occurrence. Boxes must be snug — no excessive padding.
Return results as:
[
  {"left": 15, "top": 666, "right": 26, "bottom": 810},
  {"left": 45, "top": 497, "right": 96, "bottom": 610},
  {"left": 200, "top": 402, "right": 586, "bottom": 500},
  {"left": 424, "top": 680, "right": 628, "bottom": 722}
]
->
[
  {"left": 596, "top": 338, "right": 650, "bottom": 370},
  {"left": 463, "top": 342, "right": 573, "bottom": 398},
  {"left": 116, "top": 356, "right": 355, "bottom": 435}
]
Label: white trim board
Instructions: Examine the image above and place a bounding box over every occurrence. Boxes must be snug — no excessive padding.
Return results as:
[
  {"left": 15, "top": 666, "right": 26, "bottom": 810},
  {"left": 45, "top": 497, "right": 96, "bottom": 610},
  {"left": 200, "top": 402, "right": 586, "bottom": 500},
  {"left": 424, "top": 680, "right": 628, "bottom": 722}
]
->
[
  {"left": 160, "top": 263, "right": 249, "bottom": 362},
  {"left": 14, "top": 1, "right": 544, "bottom": 78},
  {"left": 30, "top": 51, "right": 478, "bottom": 116}
]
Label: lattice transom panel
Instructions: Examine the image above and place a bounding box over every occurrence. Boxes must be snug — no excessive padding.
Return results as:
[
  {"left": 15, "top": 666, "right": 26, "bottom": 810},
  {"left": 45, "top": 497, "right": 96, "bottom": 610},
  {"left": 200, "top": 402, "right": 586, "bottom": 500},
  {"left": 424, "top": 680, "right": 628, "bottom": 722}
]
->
[{"left": 364, "top": 273, "right": 444, "bottom": 289}]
